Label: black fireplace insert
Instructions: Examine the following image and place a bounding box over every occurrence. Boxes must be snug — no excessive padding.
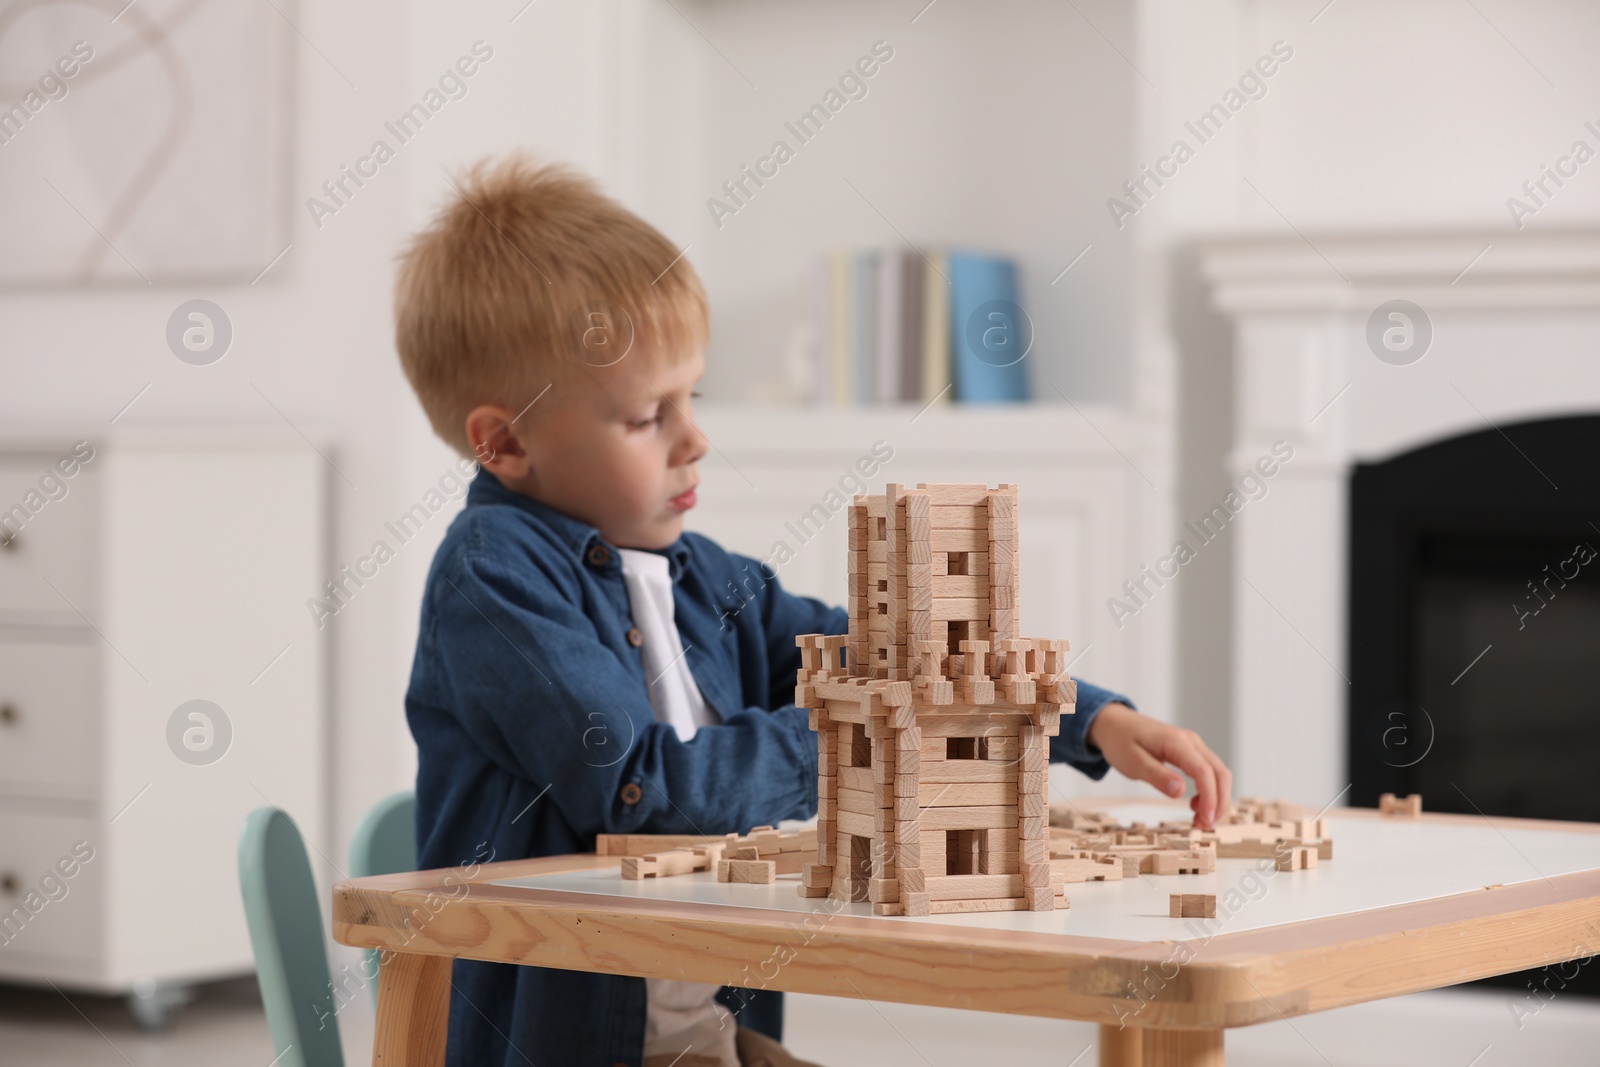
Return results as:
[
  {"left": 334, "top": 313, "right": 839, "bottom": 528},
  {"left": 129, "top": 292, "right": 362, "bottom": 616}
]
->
[{"left": 1349, "top": 411, "right": 1600, "bottom": 996}]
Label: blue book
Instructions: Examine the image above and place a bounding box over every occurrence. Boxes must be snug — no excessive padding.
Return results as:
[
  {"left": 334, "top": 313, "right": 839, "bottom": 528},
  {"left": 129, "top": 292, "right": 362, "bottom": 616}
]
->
[{"left": 947, "top": 251, "right": 1031, "bottom": 403}]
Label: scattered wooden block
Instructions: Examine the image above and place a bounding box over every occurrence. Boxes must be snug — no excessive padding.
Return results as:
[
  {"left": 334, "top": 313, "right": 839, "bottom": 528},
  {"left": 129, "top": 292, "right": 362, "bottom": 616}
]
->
[
  {"left": 620, "top": 845, "right": 719, "bottom": 880},
  {"left": 717, "top": 858, "right": 776, "bottom": 884},
  {"left": 1169, "top": 893, "right": 1216, "bottom": 919},
  {"left": 1049, "top": 853, "right": 1124, "bottom": 884},
  {"left": 1148, "top": 849, "right": 1217, "bottom": 876},
  {"left": 1379, "top": 793, "right": 1422, "bottom": 817},
  {"left": 1275, "top": 844, "right": 1318, "bottom": 871}
]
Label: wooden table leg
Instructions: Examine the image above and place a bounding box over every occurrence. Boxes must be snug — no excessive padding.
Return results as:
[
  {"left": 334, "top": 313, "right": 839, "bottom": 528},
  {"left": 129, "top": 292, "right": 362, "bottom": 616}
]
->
[
  {"left": 1140, "top": 1028, "right": 1224, "bottom": 1066},
  {"left": 1098, "top": 1023, "right": 1142, "bottom": 1065},
  {"left": 1098, "top": 1025, "right": 1224, "bottom": 1066},
  {"left": 373, "top": 951, "right": 452, "bottom": 1066}
]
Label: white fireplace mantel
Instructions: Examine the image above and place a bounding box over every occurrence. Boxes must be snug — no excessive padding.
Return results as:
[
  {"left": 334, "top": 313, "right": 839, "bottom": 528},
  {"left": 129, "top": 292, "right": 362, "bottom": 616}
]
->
[{"left": 1197, "top": 230, "right": 1600, "bottom": 803}]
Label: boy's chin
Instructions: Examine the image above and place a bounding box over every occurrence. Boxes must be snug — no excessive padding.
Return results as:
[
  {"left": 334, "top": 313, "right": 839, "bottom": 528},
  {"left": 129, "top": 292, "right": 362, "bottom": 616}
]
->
[{"left": 617, "top": 515, "right": 683, "bottom": 551}]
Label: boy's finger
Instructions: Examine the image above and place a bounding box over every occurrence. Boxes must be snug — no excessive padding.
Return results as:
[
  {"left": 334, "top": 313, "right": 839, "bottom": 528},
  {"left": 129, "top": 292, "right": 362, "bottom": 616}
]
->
[
  {"left": 1119, "top": 744, "right": 1185, "bottom": 798},
  {"left": 1166, "top": 741, "right": 1219, "bottom": 829},
  {"left": 1187, "top": 736, "right": 1233, "bottom": 822},
  {"left": 1200, "top": 742, "right": 1233, "bottom": 821}
]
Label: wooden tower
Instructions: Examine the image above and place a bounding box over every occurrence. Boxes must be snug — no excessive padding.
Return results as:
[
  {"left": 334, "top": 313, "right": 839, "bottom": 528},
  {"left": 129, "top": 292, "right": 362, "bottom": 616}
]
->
[{"left": 795, "top": 483, "right": 1077, "bottom": 916}]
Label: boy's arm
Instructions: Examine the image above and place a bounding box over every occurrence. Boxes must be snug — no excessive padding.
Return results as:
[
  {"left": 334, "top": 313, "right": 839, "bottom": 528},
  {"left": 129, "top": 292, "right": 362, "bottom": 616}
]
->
[
  {"left": 429, "top": 552, "right": 818, "bottom": 840},
  {"left": 1049, "top": 678, "right": 1133, "bottom": 779},
  {"left": 732, "top": 552, "right": 849, "bottom": 711},
  {"left": 1086, "top": 702, "right": 1233, "bottom": 828}
]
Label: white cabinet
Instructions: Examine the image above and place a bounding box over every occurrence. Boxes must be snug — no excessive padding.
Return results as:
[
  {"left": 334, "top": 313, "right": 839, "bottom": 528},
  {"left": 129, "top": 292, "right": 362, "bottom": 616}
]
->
[{"left": 0, "top": 433, "right": 326, "bottom": 1004}]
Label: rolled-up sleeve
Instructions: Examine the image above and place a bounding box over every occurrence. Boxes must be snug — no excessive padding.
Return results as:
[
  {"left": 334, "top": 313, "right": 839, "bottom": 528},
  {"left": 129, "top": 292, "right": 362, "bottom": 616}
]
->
[{"left": 1050, "top": 678, "right": 1136, "bottom": 780}]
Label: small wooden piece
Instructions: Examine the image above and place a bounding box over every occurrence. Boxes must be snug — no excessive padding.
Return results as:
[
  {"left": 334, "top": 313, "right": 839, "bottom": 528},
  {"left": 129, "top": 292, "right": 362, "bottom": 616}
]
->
[
  {"left": 1169, "top": 893, "right": 1217, "bottom": 919},
  {"left": 620, "top": 845, "right": 721, "bottom": 880},
  {"left": 1148, "top": 850, "right": 1215, "bottom": 876},
  {"left": 1276, "top": 844, "right": 1318, "bottom": 871},
  {"left": 1380, "top": 792, "right": 1423, "bottom": 817},
  {"left": 717, "top": 858, "right": 777, "bottom": 884},
  {"left": 608, "top": 827, "right": 816, "bottom": 879},
  {"left": 1049, "top": 853, "right": 1123, "bottom": 884}
]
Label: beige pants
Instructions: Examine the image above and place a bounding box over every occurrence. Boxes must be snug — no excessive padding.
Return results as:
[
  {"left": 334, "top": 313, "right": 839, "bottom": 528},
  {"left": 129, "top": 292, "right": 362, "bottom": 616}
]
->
[{"left": 641, "top": 1025, "right": 825, "bottom": 1067}]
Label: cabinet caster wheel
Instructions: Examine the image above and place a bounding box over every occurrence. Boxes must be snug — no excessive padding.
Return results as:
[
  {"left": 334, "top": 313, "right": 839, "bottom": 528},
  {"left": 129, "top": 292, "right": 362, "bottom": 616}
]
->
[{"left": 126, "top": 979, "right": 194, "bottom": 1031}]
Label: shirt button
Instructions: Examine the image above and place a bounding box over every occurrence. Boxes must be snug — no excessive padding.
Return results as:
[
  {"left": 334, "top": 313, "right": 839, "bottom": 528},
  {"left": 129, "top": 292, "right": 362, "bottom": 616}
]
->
[
  {"left": 626, "top": 627, "right": 643, "bottom": 647},
  {"left": 587, "top": 544, "right": 610, "bottom": 566},
  {"left": 620, "top": 783, "right": 642, "bottom": 805}
]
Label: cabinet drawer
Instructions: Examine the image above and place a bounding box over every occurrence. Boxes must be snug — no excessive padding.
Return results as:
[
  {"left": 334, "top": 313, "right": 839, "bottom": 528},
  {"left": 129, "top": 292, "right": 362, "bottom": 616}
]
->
[
  {"left": 0, "top": 460, "right": 99, "bottom": 620},
  {"left": 0, "top": 811, "right": 101, "bottom": 961},
  {"left": 0, "top": 636, "right": 98, "bottom": 799}
]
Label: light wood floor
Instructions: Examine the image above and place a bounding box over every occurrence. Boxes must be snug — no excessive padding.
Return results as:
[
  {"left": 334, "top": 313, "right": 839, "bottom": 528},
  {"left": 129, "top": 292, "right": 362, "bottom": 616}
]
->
[{"left": 0, "top": 976, "right": 1592, "bottom": 1066}]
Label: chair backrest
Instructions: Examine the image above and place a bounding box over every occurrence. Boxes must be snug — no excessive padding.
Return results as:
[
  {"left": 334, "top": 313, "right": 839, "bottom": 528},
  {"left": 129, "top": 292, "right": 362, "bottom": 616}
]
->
[
  {"left": 348, "top": 791, "right": 417, "bottom": 1004},
  {"left": 349, "top": 790, "right": 416, "bottom": 879},
  {"left": 238, "top": 807, "right": 344, "bottom": 1067}
]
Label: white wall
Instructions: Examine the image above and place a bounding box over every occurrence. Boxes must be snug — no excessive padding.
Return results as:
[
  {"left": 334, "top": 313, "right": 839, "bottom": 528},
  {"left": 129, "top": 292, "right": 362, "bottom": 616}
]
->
[
  {"left": 8, "top": 0, "right": 1597, "bottom": 899},
  {"left": 1135, "top": 0, "right": 1600, "bottom": 770},
  {"left": 0, "top": 0, "right": 673, "bottom": 877},
  {"left": 684, "top": 0, "right": 1140, "bottom": 406}
]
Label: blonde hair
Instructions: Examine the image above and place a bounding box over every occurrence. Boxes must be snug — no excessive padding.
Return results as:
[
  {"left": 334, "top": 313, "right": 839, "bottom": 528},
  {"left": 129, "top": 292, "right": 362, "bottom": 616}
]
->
[{"left": 394, "top": 153, "right": 708, "bottom": 458}]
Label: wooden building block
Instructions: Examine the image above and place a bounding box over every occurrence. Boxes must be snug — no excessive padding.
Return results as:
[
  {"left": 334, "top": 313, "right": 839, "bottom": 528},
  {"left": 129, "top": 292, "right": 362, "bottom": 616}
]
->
[
  {"left": 1380, "top": 793, "right": 1422, "bottom": 817},
  {"left": 1022, "top": 861, "right": 1052, "bottom": 888},
  {"left": 1049, "top": 854, "right": 1123, "bottom": 884},
  {"left": 926, "top": 898, "right": 1022, "bottom": 915},
  {"left": 1025, "top": 885, "right": 1056, "bottom": 911},
  {"left": 1147, "top": 849, "right": 1217, "bottom": 876},
  {"left": 620, "top": 846, "right": 716, "bottom": 880},
  {"left": 801, "top": 864, "right": 832, "bottom": 888},
  {"left": 919, "top": 780, "right": 1015, "bottom": 807},
  {"left": 717, "top": 858, "right": 777, "bottom": 884},
  {"left": 1276, "top": 845, "right": 1318, "bottom": 871},
  {"left": 1169, "top": 893, "right": 1217, "bottom": 919}
]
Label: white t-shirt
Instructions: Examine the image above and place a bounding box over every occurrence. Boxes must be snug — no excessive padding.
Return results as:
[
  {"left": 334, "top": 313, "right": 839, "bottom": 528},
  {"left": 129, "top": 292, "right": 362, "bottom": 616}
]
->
[{"left": 616, "top": 547, "right": 736, "bottom": 1067}]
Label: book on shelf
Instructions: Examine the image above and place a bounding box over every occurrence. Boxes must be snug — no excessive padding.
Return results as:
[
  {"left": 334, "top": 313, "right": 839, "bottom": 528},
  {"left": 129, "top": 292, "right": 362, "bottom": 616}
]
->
[
  {"left": 947, "top": 250, "right": 1031, "bottom": 404},
  {"left": 804, "top": 245, "right": 1031, "bottom": 405}
]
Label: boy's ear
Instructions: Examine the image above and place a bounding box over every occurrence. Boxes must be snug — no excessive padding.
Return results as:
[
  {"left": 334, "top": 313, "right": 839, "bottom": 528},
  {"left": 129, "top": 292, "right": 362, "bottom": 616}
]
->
[{"left": 464, "top": 405, "right": 532, "bottom": 480}]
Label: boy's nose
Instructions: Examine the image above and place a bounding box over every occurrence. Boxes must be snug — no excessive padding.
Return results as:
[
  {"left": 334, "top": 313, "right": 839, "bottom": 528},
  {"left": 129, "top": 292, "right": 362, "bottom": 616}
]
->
[{"left": 674, "top": 420, "right": 709, "bottom": 467}]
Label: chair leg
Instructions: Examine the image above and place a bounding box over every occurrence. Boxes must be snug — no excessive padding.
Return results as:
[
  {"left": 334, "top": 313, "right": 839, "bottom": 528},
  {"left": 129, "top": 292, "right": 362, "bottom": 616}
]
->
[{"left": 373, "top": 951, "right": 451, "bottom": 1066}]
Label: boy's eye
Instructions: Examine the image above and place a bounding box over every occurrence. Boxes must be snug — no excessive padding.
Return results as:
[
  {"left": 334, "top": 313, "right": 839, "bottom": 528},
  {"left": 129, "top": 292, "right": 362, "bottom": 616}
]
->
[{"left": 626, "top": 410, "right": 664, "bottom": 429}]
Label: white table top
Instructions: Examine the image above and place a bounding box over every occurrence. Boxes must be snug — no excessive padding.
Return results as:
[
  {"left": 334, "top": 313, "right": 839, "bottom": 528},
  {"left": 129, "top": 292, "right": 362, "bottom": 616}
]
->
[{"left": 493, "top": 805, "right": 1600, "bottom": 943}]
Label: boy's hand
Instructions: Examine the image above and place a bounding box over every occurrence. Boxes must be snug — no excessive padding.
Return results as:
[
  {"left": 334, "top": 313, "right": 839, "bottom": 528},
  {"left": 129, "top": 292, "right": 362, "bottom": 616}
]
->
[{"left": 1086, "top": 703, "right": 1233, "bottom": 830}]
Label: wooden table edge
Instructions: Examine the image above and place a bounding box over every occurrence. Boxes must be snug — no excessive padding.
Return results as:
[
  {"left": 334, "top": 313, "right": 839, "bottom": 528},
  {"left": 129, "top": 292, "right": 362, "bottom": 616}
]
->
[{"left": 332, "top": 832, "right": 1600, "bottom": 1030}]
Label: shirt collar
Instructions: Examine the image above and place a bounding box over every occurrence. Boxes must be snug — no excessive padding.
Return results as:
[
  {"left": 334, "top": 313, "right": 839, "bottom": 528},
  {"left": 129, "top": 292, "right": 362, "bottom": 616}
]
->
[{"left": 465, "top": 466, "right": 692, "bottom": 582}]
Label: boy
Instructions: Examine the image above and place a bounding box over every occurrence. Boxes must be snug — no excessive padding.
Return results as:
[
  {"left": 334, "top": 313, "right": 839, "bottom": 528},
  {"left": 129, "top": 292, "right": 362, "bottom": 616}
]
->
[{"left": 395, "top": 154, "right": 1233, "bottom": 1067}]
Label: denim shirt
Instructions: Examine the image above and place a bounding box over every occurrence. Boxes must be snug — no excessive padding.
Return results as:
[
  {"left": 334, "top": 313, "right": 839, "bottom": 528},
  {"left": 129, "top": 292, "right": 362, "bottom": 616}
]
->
[{"left": 406, "top": 467, "right": 1133, "bottom": 1067}]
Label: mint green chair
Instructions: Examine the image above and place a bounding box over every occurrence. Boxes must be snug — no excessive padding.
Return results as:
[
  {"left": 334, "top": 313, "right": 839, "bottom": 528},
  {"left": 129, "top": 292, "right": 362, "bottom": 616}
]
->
[
  {"left": 349, "top": 791, "right": 416, "bottom": 1003},
  {"left": 238, "top": 807, "right": 345, "bottom": 1067}
]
